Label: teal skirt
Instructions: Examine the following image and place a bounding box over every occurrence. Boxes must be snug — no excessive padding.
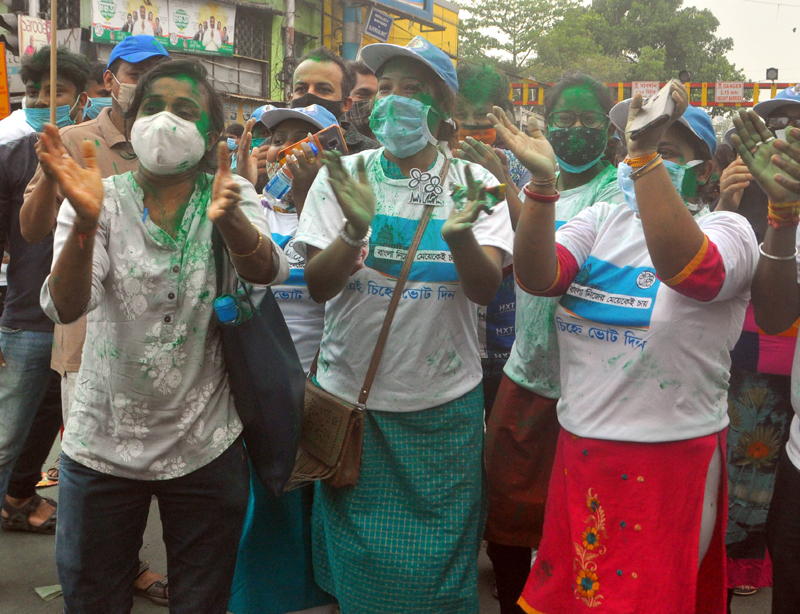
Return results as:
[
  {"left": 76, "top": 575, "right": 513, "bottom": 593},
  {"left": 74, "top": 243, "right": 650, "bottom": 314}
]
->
[
  {"left": 312, "top": 385, "right": 486, "bottom": 614},
  {"left": 228, "top": 467, "right": 336, "bottom": 614}
]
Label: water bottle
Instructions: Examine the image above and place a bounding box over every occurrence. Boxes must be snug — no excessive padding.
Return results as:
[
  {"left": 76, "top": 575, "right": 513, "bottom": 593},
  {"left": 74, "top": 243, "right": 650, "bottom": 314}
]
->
[
  {"left": 264, "top": 142, "right": 320, "bottom": 200},
  {"left": 214, "top": 294, "right": 239, "bottom": 324},
  {"left": 265, "top": 167, "right": 292, "bottom": 200}
]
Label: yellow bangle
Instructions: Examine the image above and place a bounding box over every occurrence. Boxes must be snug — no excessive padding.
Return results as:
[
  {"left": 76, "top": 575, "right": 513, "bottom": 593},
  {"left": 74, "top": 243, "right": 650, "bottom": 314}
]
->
[
  {"left": 624, "top": 152, "right": 659, "bottom": 168},
  {"left": 230, "top": 223, "right": 263, "bottom": 258}
]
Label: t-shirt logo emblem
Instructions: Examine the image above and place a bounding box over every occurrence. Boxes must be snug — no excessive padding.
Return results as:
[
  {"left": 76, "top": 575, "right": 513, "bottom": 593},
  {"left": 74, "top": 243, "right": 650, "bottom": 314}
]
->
[{"left": 636, "top": 271, "right": 656, "bottom": 289}]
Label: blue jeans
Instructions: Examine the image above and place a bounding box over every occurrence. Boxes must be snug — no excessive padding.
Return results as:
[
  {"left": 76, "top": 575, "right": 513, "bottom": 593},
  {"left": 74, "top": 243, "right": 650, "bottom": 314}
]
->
[
  {"left": 56, "top": 438, "right": 250, "bottom": 614},
  {"left": 0, "top": 327, "right": 54, "bottom": 504}
]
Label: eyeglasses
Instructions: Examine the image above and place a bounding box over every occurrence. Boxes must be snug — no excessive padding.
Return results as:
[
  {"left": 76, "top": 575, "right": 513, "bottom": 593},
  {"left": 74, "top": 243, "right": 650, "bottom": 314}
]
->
[
  {"left": 766, "top": 116, "right": 800, "bottom": 129},
  {"left": 547, "top": 111, "right": 608, "bottom": 130}
]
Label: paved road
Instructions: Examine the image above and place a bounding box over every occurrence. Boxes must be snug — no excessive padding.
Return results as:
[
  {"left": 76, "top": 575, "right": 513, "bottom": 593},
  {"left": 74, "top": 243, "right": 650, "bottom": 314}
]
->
[{"left": 0, "top": 442, "right": 772, "bottom": 613}]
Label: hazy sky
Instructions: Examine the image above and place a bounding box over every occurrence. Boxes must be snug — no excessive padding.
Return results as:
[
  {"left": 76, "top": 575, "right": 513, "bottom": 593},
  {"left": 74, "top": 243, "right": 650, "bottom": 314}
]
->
[{"left": 685, "top": 0, "right": 800, "bottom": 83}]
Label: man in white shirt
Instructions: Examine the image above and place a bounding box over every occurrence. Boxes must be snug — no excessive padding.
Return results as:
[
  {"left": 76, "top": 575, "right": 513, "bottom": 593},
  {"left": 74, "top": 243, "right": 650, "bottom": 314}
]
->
[
  {"left": 202, "top": 15, "right": 221, "bottom": 51},
  {"left": 135, "top": 6, "right": 154, "bottom": 36}
]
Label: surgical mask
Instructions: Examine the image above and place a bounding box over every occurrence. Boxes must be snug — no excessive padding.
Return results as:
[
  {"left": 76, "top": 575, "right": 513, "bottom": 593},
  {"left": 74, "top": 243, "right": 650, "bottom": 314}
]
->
[
  {"left": 663, "top": 159, "right": 707, "bottom": 213},
  {"left": 226, "top": 137, "right": 238, "bottom": 151},
  {"left": 112, "top": 74, "right": 137, "bottom": 114},
  {"left": 130, "top": 111, "right": 207, "bottom": 175},
  {"left": 290, "top": 92, "right": 343, "bottom": 120},
  {"left": 347, "top": 98, "right": 373, "bottom": 134},
  {"left": 25, "top": 97, "right": 82, "bottom": 132},
  {"left": 251, "top": 137, "right": 267, "bottom": 150},
  {"left": 84, "top": 97, "right": 112, "bottom": 120},
  {"left": 548, "top": 126, "right": 607, "bottom": 174},
  {"left": 370, "top": 95, "right": 438, "bottom": 159},
  {"left": 619, "top": 159, "right": 707, "bottom": 214}
]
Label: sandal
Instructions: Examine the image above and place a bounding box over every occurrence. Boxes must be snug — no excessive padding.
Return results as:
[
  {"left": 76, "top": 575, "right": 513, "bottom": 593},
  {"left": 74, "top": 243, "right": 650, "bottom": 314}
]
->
[
  {"left": 0, "top": 494, "right": 57, "bottom": 534},
  {"left": 134, "top": 561, "right": 169, "bottom": 607},
  {"left": 46, "top": 457, "right": 60, "bottom": 481},
  {"left": 733, "top": 585, "right": 758, "bottom": 597}
]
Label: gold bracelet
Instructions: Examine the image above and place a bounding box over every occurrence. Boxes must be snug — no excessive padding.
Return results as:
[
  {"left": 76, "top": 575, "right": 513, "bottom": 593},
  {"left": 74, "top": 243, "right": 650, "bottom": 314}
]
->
[
  {"left": 230, "top": 223, "right": 263, "bottom": 258},
  {"left": 631, "top": 157, "right": 663, "bottom": 181}
]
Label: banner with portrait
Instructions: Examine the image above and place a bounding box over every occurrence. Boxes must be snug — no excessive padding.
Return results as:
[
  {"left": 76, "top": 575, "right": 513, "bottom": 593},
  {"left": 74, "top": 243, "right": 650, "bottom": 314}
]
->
[
  {"left": 91, "top": 0, "right": 234, "bottom": 56},
  {"left": 91, "top": 0, "right": 170, "bottom": 44},
  {"left": 167, "top": 0, "right": 234, "bottom": 56}
]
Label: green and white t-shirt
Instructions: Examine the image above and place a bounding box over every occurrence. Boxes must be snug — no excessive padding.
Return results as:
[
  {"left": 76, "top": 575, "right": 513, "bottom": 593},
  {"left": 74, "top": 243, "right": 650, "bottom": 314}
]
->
[
  {"left": 295, "top": 148, "right": 514, "bottom": 412},
  {"left": 503, "top": 163, "right": 624, "bottom": 398}
]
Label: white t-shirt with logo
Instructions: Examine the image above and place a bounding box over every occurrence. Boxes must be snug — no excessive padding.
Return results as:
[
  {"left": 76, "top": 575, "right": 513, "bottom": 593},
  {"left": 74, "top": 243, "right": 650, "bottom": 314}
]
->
[
  {"left": 552, "top": 201, "right": 757, "bottom": 442},
  {"left": 295, "top": 148, "right": 514, "bottom": 412},
  {"left": 263, "top": 198, "right": 325, "bottom": 373},
  {"left": 504, "top": 164, "right": 624, "bottom": 398}
]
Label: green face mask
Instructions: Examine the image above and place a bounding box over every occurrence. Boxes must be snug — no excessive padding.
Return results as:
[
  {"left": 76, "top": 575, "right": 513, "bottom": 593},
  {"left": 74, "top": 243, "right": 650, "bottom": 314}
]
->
[{"left": 663, "top": 159, "right": 707, "bottom": 212}]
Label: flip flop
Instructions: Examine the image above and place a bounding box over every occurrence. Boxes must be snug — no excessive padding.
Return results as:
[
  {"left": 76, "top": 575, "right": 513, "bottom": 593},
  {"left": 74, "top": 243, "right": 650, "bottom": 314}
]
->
[
  {"left": 0, "top": 494, "right": 57, "bottom": 534},
  {"left": 134, "top": 561, "right": 169, "bottom": 607}
]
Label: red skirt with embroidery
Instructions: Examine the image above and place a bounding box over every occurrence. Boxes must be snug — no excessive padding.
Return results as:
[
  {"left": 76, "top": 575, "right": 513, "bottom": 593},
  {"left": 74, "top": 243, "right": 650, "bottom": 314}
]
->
[{"left": 518, "top": 428, "right": 728, "bottom": 614}]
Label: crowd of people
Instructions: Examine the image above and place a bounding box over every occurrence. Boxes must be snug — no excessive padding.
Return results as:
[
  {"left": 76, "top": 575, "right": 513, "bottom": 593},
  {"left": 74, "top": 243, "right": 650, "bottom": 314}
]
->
[{"left": 1, "top": 32, "right": 800, "bottom": 614}]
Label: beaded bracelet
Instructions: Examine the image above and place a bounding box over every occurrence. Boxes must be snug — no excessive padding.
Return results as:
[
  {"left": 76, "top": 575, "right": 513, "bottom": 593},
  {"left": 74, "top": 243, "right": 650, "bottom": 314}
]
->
[{"left": 624, "top": 151, "right": 659, "bottom": 168}]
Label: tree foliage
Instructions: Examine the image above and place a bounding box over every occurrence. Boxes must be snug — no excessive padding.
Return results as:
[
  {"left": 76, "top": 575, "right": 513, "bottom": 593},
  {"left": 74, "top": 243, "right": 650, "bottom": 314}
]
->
[
  {"left": 458, "top": 0, "right": 579, "bottom": 71},
  {"left": 459, "top": 0, "right": 745, "bottom": 84}
]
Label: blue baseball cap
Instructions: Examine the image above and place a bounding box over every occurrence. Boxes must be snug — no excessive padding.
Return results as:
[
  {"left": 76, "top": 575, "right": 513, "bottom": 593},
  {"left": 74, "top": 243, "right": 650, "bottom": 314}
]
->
[
  {"left": 754, "top": 84, "right": 800, "bottom": 118},
  {"left": 360, "top": 36, "right": 458, "bottom": 94},
  {"left": 107, "top": 35, "right": 169, "bottom": 68},
  {"left": 610, "top": 99, "right": 717, "bottom": 157},
  {"left": 259, "top": 104, "right": 339, "bottom": 131}
]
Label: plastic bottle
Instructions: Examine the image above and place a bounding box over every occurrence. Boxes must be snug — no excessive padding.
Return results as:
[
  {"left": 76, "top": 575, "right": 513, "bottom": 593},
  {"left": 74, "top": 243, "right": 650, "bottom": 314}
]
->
[
  {"left": 214, "top": 294, "right": 239, "bottom": 324},
  {"left": 264, "top": 142, "right": 320, "bottom": 200}
]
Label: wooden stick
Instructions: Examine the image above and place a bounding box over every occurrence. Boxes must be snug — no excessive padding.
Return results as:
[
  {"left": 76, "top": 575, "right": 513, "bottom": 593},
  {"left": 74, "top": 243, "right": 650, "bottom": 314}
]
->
[{"left": 49, "top": 0, "right": 57, "bottom": 123}]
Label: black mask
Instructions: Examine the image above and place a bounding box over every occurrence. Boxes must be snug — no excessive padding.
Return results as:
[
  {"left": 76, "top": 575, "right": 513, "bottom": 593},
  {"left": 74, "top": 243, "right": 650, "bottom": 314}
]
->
[{"left": 290, "top": 92, "right": 343, "bottom": 121}]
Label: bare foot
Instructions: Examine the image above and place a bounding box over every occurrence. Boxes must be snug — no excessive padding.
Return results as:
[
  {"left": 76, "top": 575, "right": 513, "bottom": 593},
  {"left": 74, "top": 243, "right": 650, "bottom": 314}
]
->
[{"left": 2, "top": 495, "right": 56, "bottom": 528}]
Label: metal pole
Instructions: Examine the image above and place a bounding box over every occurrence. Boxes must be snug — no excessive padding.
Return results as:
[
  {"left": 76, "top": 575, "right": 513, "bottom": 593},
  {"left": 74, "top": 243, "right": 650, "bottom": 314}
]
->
[
  {"left": 49, "top": 0, "right": 56, "bottom": 123},
  {"left": 283, "top": 0, "right": 295, "bottom": 102}
]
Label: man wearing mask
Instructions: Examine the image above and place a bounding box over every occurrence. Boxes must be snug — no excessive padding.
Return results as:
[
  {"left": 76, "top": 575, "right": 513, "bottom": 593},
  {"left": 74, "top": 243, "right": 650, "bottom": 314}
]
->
[
  {"left": 288, "top": 46, "right": 377, "bottom": 154},
  {"left": 83, "top": 61, "right": 113, "bottom": 121},
  {"left": 344, "top": 60, "right": 377, "bottom": 140},
  {"left": 0, "top": 45, "right": 89, "bottom": 540},
  {"left": 19, "top": 36, "right": 171, "bottom": 606}
]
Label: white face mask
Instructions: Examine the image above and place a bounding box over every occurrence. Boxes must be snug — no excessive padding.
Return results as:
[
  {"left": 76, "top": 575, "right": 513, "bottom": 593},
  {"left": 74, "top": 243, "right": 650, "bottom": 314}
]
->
[
  {"left": 131, "top": 111, "right": 207, "bottom": 175},
  {"left": 112, "top": 74, "right": 137, "bottom": 114}
]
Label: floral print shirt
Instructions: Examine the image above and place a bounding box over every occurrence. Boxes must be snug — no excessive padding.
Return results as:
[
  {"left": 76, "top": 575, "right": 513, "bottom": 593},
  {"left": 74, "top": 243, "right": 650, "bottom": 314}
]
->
[{"left": 41, "top": 172, "right": 289, "bottom": 480}]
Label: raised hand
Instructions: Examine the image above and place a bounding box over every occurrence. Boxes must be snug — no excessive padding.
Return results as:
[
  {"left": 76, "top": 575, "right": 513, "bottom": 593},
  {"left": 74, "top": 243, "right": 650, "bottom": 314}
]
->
[
  {"left": 442, "top": 166, "right": 491, "bottom": 242},
  {"left": 235, "top": 117, "right": 258, "bottom": 186},
  {"left": 488, "top": 106, "right": 556, "bottom": 180},
  {"left": 716, "top": 156, "right": 752, "bottom": 212},
  {"left": 35, "top": 124, "right": 67, "bottom": 179},
  {"left": 39, "top": 138, "right": 103, "bottom": 230},
  {"left": 626, "top": 80, "right": 689, "bottom": 156},
  {"left": 285, "top": 141, "right": 323, "bottom": 206},
  {"left": 455, "top": 136, "right": 505, "bottom": 182},
  {"left": 209, "top": 143, "right": 242, "bottom": 224},
  {"left": 732, "top": 109, "right": 800, "bottom": 205},
  {"left": 323, "top": 151, "right": 375, "bottom": 239}
]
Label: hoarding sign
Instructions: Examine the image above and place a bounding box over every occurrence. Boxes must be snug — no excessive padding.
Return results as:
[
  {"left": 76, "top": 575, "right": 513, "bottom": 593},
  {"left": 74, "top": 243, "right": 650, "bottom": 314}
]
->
[
  {"left": 91, "top": 0, "right": 234, "bottom": 56},
  {"left": 715, "top": 82, "right": 744, "bottom": 103},
  {"left": 18, "top": 16, "right": 51, "bottom": 57}
]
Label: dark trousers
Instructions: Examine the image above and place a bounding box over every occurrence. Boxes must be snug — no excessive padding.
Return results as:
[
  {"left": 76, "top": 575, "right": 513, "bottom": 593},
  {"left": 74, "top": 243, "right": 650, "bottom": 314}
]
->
[
  {"left": 6, "top": 370, "right": 62, "bottom": 499},
  {"left": 56, "top": 437, "right": 250, "bottom": 614},
  {"left": 486, "top": 542, "right": 531, "bottom": 614},
  {"left": 765, "top": 446, "right": 800, "bottom": 614}
]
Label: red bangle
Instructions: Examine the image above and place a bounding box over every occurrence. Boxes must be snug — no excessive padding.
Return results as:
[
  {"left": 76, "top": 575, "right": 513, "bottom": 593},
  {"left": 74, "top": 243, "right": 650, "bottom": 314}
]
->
[{"left": 523, "top": 185, "right": 560, "bottom": 203}]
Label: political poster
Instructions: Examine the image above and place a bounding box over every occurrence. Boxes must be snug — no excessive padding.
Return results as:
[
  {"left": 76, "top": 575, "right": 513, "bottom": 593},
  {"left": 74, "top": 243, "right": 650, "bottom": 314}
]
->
[
  {"left": 91, "top": 0, "right": 170, "bottom": 44},
  {"left": 166, "top": 0, "right": 234, "bottom": 56},
  {"left": 18, "top": 16, "right": 51, "bottom": 57},
  {"left": 91, "top": 0, "right": 234, "bottom": 56}
]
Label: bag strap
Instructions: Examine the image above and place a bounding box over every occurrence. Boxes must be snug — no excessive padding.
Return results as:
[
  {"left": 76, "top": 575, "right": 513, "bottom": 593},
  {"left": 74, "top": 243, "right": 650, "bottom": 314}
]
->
[{"left": 355, "top": 154, "right": 451, "bottom": 407}]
